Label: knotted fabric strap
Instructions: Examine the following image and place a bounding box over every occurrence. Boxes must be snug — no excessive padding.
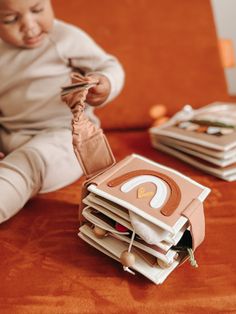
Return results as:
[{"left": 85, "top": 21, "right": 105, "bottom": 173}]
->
[{"left": 61, "top": 73, "right": 116, "bottom": 178}]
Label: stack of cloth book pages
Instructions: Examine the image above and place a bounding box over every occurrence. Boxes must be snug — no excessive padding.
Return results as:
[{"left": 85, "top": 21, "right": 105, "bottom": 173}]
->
[{"left": 149, "top": 102, "right": 236, "bottom": 181}]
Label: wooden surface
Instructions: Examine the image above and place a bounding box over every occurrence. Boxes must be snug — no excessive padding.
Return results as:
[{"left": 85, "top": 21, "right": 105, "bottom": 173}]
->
[{"left": 1, "top": 131, "right": 236, "bottom": 314}]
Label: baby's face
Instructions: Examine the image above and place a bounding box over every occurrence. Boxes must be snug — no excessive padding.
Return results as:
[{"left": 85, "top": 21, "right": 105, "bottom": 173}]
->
[{"left": 0, "top": 0, "right": 54, "bottom": 48}]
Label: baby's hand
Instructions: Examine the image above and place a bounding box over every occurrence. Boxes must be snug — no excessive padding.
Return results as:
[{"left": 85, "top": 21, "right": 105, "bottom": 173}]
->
[
  {"left": 0, "top": 152, "right": 5, "bottom": 159},
  {"left": 86, "top": 74, "right": 111, "bottom": 106}
]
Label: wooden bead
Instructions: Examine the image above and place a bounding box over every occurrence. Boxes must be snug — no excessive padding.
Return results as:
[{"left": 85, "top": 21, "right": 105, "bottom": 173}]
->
[
  {"left": 93, "top": 226, "right": 107, "bottom": 238},
  {"left": 149, "top": 104, "right": 167, "bottom": 119},
  {"left": 157, "top": 259, "right": 172, "bottom": 269},
  {"left": 120, "top": 251, "right": 135, "bottom": 267}
]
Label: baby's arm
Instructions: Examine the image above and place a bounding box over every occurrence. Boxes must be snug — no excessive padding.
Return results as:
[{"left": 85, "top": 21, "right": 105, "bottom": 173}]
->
[
  {"left": 0, "top": 152, "right": 4, "bottom": 159},
  {"left": 55, "top": 21, "right": 125, "bottom": 106}
]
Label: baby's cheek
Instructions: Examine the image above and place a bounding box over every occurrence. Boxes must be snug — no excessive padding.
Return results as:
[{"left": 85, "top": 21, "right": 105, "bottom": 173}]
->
[
  {"left": 0, "top": 27, "right": 23, "bottom": 47},
  {"left": 41, "top": 13, "right": 54, "bottom": 33}
]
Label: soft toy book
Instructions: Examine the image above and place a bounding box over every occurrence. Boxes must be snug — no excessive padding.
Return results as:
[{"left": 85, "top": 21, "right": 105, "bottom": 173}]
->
[
  {"left": 79, "top": 154, "right": 210, "bottom": 284},
  {"left": 150, "top": 102, "right": 236, "bottom": 181}
]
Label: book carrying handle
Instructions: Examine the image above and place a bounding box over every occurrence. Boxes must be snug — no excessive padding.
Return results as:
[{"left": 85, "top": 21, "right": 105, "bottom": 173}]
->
[{"left": 61, "top": 73, "right": 116, "bottom": 179}]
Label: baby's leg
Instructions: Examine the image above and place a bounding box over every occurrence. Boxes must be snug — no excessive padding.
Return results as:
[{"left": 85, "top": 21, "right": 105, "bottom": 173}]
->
[
  {"left": 22, "top": 129, "right": 83, "bottom": 193},
  {"left": 0, "top": 147, "right": 46, "bottom": 223},
  {"left": 0, "top": 129, "right": 82, "bottom": 224}
]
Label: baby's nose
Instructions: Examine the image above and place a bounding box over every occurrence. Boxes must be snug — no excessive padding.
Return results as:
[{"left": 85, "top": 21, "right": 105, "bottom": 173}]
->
[
  {"left": 26, "top": 28, "right": 38, "bottom": 38},
  {"left": 21, "top": 14, "right": 38, "bottom": 36}
]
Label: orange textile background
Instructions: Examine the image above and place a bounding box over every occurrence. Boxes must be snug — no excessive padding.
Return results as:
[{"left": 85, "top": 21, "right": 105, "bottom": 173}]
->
[
  {"left": 52, "top": 0, "right": 228, "bottom": 129},
  {"left": 1, "top": 1, "right": 236, "bottom": 314}
]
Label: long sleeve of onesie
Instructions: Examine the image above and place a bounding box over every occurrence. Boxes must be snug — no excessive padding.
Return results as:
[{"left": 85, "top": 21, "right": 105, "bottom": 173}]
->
[{"left": 51, "top": 19, "right": 125, "bottom": 105}]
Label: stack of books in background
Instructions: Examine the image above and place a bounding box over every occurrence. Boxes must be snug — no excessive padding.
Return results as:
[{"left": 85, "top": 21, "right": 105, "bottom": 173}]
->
[{"left": 149, "top": 102, "right": 236, "bottom": 181}]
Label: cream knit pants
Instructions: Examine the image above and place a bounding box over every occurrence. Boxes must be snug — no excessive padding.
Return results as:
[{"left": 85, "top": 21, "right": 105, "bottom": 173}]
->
[{"left": 0, "top": 128, "right": 82, "bottom": 223}]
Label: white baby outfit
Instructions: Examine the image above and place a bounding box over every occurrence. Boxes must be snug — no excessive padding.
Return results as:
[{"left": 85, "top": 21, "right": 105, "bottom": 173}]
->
[{"left": 0, "top": 19, "right": 124, "bottom": 223}]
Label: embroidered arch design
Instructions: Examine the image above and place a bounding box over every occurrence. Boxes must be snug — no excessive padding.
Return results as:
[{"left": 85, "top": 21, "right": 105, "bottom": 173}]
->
[
  {"left": 121, "top": 175, "right": 167, "bottom": 209},
  {"left": 107, "top": 170, "right": 181, "bottom": 216}
]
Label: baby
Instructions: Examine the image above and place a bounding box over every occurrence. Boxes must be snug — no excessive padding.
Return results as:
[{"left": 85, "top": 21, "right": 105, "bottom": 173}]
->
[{"left": 0, "top": 0, "right": 124, "bottom": 223}]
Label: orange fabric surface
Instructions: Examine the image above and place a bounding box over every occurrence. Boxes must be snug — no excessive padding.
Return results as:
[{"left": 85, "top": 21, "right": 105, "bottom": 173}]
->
[
  {"left": 1, "top": 131, "right": 236, "bottom": 314},
  {"left": 52, "top": 0, "right": 228, "bottom": 129}
]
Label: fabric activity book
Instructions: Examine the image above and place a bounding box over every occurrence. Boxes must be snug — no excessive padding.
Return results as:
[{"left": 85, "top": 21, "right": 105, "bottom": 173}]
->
[
  {"left": 149, "top": 102, "right": 236, "bottom": 181},
  {"left": 79, "top": 154, "right": 210, "bottom": 284},
  {"left": 62, "top": 74, "right": 210, "bottom": 284}
]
